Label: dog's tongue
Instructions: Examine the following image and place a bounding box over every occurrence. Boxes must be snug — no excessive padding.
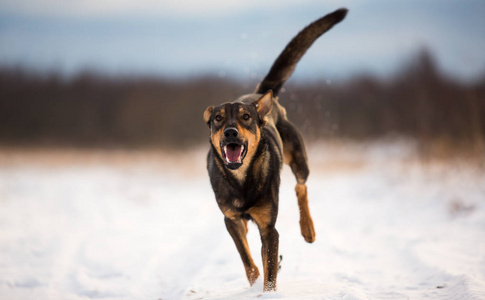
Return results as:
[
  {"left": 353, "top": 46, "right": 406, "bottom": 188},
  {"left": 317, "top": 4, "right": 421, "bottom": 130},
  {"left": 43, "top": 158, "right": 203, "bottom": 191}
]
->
[{"left": 226, "top": 144, "right": 242, "bottom": 163}]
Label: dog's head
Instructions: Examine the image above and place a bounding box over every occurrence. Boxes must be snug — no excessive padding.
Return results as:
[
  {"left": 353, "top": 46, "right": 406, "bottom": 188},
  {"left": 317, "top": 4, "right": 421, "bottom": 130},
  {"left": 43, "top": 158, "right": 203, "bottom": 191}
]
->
[{"left": 203, "top": 91, "right": 273, "bottom": 170}]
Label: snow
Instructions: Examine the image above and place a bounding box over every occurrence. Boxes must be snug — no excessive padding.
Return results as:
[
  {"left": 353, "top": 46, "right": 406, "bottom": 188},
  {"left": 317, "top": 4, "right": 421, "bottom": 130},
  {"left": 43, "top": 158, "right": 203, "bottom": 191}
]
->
[{"left": 0, "top": 142, "right": 484, "bottom": 300}]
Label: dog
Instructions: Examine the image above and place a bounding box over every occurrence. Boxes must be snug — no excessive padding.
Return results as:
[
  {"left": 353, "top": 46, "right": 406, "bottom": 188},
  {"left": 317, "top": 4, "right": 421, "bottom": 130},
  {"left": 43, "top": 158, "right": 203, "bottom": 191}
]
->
[{"left": 203, "top": 8, "right": 348, "bottom": 292}]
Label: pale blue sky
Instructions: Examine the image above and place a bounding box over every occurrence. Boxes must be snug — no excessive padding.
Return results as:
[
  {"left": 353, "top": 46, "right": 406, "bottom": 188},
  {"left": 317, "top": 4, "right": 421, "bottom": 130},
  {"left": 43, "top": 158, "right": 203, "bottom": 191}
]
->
[{"left": 0, "top": 0, "right": 484, "bottom": 81}]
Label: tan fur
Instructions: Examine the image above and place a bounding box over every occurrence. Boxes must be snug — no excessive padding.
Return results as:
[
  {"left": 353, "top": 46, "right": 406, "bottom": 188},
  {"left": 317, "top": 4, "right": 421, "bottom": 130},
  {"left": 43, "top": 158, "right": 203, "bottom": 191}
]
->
[
  {"left": 295, "top": 184, "right": 316, "bottom": 243},
  {"left": 222, "top": 207, "right": 240, "bottom": 220},
  {"left": 245, "top": 263, "right": 260, "bottom": 286},
  {"left": 238, "top": 219, "right": 259, "bottom": 284},
  {"left": 209, "top": 108, "right": 225, "bottom": 160},
  {"left": 224, "top": 217, "right": 260, "bottom": 285},
  {"left": 283, "top": 144, "right": 293, "bottom": 165},
  {"left": 247, "top": 203, "right": 273, "bottom": 229},
  {"left": 248, "top": 202, "right": 278, "bottom": 292},
  {"left": 203, "top": 106, "right": 214, "bottom": 125},
  {"left": 232, "top": 198, "right": 244, "bottom": 208},
  {"left": 228, "top": 167, "right": 248, "bottom": 183},
  {"left": 255, "top": 91, "right": 273, "bottom": 125},
  {"left": 242, "top": 218, "right": 249, "bottom": 233}
]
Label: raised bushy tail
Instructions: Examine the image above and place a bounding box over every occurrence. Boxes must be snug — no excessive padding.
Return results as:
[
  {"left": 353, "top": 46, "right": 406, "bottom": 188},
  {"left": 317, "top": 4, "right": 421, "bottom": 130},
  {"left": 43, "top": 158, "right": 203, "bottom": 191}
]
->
[{"left": 255, "top": 8, "right": 348, "bottom": 96}]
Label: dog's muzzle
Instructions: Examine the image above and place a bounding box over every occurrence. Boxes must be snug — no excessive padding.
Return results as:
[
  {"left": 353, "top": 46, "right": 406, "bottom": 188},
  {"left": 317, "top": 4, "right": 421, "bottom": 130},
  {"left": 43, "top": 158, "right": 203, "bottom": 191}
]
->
[{"left": 221, "top": 127, "right": 247, "bottom": 169}]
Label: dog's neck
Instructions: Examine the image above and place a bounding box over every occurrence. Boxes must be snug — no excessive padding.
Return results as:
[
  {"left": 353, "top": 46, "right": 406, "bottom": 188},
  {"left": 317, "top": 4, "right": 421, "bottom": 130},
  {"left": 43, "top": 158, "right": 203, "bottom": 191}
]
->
[{"left": 228, "top": 162, "right": 249, "bottom": 184}]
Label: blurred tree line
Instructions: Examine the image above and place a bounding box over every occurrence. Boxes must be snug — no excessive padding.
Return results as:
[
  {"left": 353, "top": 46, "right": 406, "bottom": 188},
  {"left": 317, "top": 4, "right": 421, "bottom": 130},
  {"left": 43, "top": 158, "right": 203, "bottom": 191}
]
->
[{"left": 1, "top": 50, "right": 484, "bottom": 153}]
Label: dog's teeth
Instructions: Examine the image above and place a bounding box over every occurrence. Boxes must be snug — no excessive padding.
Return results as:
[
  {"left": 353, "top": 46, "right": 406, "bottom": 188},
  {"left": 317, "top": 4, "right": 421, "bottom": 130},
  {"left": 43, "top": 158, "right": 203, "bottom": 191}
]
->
[
  {"left": 223, "top": 146, "right": 228, "bottom": 163},
  {"left": 238, "top": 146, "right": 244, "bottom": 162}
]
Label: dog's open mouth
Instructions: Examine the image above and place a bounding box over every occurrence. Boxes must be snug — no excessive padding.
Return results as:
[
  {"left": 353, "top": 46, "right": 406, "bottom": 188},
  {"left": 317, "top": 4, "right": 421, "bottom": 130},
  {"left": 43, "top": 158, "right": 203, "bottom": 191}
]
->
[{"left": 222, "top": 143, "right": 247, "bottom": 169}]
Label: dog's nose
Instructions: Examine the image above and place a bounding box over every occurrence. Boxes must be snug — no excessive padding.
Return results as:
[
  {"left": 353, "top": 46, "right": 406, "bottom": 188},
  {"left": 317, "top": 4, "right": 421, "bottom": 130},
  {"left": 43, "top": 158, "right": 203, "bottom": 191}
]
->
[{"left": 224, "top": 127, "right": 238, "bottom": 138}]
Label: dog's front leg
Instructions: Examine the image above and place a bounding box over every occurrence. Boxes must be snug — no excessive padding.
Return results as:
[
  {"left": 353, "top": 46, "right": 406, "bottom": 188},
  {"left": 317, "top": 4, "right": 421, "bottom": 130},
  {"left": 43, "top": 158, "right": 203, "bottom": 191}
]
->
[
  {"left": 248, "top": 203, "right": 279, "bottom": 292},
  {"left": 224, "top": 216, "right": 260, "bottom": 286},
  {"left": 259, "top": 225, "right": 279, "bottom": 291}
]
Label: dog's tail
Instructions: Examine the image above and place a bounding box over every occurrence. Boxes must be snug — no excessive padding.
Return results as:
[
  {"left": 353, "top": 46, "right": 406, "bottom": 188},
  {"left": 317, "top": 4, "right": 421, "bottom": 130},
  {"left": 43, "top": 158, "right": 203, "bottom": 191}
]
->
[{"left": 255, "top": 8, "right": 348, "bottom": 97}]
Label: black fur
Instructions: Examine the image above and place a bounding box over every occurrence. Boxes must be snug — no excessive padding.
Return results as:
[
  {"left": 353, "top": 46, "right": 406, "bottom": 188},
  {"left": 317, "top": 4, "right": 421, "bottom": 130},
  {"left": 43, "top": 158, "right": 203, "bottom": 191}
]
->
[
  {"left": 203, "top": 8, "right": 348, "bottom": 292},
  {"left": 256, "top": 8, "right": 348, "bottom": 96}
]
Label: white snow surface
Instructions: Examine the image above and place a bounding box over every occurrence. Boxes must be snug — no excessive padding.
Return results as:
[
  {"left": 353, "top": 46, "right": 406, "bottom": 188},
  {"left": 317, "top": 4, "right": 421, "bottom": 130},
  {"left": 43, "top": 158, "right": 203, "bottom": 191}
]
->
[{"left": 0, "top": 142, "right": 484, "bottom": 300}]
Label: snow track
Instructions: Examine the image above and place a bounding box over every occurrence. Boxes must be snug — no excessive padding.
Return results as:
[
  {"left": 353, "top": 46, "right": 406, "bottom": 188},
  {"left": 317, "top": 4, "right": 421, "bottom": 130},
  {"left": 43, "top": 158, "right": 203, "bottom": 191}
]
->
[{"left": 0, "top": 145, "right": 484, "bottom": 299}]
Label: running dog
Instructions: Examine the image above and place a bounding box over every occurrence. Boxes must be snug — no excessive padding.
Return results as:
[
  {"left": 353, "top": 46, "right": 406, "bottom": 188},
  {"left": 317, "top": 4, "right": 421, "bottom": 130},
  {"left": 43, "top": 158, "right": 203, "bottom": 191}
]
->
[{"left": 203, "top": 8, "right": 348, "bottom": 292}]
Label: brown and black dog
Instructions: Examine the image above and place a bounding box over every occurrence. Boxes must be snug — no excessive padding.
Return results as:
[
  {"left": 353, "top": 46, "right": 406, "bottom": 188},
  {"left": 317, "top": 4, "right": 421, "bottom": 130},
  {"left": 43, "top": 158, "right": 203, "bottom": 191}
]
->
[{"left": 203, "top": 8, "right": 348, "bottom": 292}]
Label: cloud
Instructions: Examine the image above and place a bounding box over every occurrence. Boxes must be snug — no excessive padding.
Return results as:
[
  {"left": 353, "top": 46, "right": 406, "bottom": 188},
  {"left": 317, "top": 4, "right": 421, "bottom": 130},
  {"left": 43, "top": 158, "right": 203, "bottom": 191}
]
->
[
  {"left": 1, "top": 0, "right": 484, "bottom": 81},
  {"left": 0, "top": 0, "right": 302, "bottom": 18}
]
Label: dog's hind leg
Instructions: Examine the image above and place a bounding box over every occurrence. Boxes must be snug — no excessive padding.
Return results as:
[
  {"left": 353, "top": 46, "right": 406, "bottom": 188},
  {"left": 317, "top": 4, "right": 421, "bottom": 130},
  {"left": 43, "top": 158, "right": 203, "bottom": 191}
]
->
[
  {"left": 224, "top": 217, "right": 260, "bottom": 286},
  {"left": 295, "top": 183, "right": 316, "bottom": 243},
  {"left": 278, "top": 120, "right": 316, "bottom": 243}
]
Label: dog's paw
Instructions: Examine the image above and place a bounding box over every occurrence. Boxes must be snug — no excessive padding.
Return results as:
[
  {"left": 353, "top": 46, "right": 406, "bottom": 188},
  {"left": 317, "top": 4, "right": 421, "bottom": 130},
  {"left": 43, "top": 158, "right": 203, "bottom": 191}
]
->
[
  {"left": 300, "top": 217, "right": 316, "bottom": 243},
  {"left": 247, "top": 266, "right": 260, "bottom": 286}
]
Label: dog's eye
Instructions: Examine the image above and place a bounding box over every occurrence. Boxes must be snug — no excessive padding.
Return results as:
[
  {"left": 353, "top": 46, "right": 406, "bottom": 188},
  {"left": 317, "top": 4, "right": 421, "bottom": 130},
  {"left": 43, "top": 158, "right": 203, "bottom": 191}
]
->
[
  {"left": 243, "top": 114, "right": 250, "bottom": 121},
  {"left": 215, "top": 115, "right": 222, "bottom": 122}
]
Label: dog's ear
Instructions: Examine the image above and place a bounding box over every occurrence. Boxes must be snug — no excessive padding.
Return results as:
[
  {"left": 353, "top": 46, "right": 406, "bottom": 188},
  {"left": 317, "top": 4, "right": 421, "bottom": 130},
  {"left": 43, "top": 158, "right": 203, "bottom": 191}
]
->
[
  {"left": 254, "top": 90, "right": 273, "bottom": 125},
  {"left": 203, "top": 106, "right": 214, "bottom": 127}
]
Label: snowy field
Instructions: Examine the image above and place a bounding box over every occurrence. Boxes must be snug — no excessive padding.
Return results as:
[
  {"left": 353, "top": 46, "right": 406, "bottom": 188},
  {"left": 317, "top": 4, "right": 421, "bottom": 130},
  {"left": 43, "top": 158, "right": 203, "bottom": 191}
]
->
[{"left": 0, "top": 142, "right": 484, "bottom": 300}]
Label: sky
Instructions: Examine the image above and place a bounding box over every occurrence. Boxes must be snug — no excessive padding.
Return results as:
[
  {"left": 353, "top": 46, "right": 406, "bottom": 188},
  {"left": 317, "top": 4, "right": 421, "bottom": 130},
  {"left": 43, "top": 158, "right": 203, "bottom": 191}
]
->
[{"left": 0, "top": 0, "right": 484, "bottom": 81}]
